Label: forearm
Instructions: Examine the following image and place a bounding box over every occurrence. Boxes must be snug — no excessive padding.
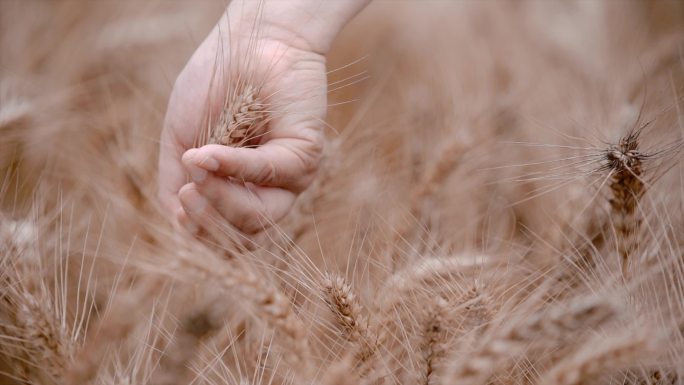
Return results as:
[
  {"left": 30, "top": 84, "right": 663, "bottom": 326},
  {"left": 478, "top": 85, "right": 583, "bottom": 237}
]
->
[{"left": 225, "top": 0, "right": 371, "bottom": 54}]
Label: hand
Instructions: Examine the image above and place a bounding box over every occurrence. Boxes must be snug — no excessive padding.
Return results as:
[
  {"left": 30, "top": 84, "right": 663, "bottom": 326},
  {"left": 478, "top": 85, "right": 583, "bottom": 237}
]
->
[
  {"left": 159, "top": 0, "right": 370, "bottom": 237},
  {"left": 158, "top": 10, "right": 327, "bottom": 236}
]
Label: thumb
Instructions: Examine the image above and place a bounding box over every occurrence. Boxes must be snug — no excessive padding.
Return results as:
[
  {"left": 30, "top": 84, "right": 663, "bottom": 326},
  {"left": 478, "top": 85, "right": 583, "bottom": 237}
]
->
[{"left": 182, "top": 138, "right": 322, "bottom": 192}]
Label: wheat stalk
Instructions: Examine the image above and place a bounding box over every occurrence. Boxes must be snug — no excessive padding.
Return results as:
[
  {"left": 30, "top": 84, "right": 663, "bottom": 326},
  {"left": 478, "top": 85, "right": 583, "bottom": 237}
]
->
[{"left": 373, "top": 271, "right": 495, "bottom": 385}]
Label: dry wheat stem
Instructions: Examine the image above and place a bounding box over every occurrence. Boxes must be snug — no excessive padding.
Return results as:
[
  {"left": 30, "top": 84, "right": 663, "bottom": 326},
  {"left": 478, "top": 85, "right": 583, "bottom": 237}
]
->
[{"left": 151, "top": 304, "right": 226, "bottom": 385}]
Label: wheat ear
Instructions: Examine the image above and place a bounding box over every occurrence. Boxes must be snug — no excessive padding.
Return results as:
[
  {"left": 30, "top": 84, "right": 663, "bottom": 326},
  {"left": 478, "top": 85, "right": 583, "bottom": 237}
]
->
[
  {"left": 379, "top": 255, "right": 492, "bottom": 305},
  {"left": 538, "top": 328, "right": 654, "bottom": 385},
  {"left": 0, "top": 217, "right": 79, "bottom": 383},
  {"left": 420, "top": 297, "right": 448, "bottom": 385},
  {"left": 158, "top": 246, "right": 313, "bottom": 378},
  {"left": 321, "top": 273, "right": 379, "bottom": 370},
  {"left": 605, "top": 130, "right": 646, "bottom": 277},
  {"left": 448, "top": 295, "right": 620, "bottom": 385},
  {"left": 207, "top": 84, "right": 266, "bottom": 147}
]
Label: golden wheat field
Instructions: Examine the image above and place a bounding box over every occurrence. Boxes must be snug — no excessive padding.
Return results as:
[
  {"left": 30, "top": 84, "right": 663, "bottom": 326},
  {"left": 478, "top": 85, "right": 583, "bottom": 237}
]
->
[{"left": 2, "top": 1, "right": 684, "bottom": 384}]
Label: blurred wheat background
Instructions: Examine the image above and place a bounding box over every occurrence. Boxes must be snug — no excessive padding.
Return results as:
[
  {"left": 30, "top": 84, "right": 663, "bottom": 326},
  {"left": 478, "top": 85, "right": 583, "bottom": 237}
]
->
[{"left": 2, "top": 1, "right": 684, "bottom": 384}]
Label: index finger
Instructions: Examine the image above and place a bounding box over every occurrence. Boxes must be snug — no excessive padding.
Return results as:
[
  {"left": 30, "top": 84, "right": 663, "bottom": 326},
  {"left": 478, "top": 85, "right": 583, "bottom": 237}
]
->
[{"left": 182, "top": 137, "right": 322, "bottom": 192}]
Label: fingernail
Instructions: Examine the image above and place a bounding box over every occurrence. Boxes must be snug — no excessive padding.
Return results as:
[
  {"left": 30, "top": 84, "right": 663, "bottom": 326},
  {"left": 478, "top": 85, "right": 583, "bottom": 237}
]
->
[
  {"left": 184, "top": 192, "right": 207, "bottom": 214},
  {"left": 202, "top": 156, "right": 219, "bottom": 171},
  {"left": 190, "top": 167, "right": 207, "bottom": 183}
]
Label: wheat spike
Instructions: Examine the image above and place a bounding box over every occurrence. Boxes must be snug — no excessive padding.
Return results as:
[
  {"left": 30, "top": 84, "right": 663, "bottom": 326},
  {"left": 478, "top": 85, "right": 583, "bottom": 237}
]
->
[
  {"left": 605, "top": 130, "right": 646, "bottom": 277},
  {"left": 208, "top": 84, "right": 266, "bottom": 147},
  {"left": 0, "top": 217, "right": 79, "bottom": 384},
  {"left": 538, "top": 328, "right": 654, "bottom": 385},
  {"left": 448, "top": 295, "right": 620, "bottom": 385},
  {"left": 168, "top": 249, "right": 313, "bottom": 378},
  {"left": 420, "top": 297, "right": 448, "bottom": 385},
  {"left": 321, "top": 273, "right": 379, "bottom": 370}
]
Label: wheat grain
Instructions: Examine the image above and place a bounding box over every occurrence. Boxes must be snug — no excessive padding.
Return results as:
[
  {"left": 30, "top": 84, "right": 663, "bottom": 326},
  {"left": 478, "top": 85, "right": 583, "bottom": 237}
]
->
[{"left": 208, "top": 84, "right": 266, "bottom": 148}]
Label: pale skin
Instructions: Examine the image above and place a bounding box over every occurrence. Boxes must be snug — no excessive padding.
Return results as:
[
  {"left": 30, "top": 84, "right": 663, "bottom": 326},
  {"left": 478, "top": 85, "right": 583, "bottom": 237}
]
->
[{"left": 159, "top": 0, "right": 371, "bottom": 235}]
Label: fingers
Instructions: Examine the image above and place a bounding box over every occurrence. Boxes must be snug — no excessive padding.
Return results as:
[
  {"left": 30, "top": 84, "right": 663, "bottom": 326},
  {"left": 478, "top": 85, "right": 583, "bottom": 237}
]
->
[
  {"left": 178, "top": 176, "right": 296, "bottom": 234},
  {"left": 177, "top": 183, "right": 257, "bottom": 247},
  {"left": 182, "top": 138, "right": 322, "bottom": 193},
  {"left": 189, "top": 174, "right": 297, "bottom": 234},
  {"left": 178, "top": 140, "right": 312, "bottom": 235},
  {"left": 176, "top": 207, "right": 199, "bottom": 236}
]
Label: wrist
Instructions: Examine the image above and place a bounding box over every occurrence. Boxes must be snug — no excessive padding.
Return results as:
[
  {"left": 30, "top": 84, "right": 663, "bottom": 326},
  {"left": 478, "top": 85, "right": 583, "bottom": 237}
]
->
[{"left": 225, "top": 0, "right": 370, "bottom": 55}]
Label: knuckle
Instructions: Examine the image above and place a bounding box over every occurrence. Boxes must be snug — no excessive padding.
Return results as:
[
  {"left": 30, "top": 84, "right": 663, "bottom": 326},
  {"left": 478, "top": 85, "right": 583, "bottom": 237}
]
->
[
  {"left": 255, "top": 160, "right": 278, "bottom": 185},
  {"left": 291, "top": 144, "right": 322, "bottom": 191},
  {"left": 301, "top": 133, "right": 324, "bottom": 171},
  {"left": 178, "top": 183, "right": 197, "bottom": 198},
  {"left": 231, "top": 194, "right": 271, "bottom": 235}
]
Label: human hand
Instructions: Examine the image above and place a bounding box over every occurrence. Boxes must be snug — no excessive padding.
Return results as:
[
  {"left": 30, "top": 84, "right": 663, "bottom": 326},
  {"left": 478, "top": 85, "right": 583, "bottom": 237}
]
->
[
  {"left": 158, "top": 24, "right": 324, "bottom": 238},
  {"left": 158, "top": 0, "right": 370, "bottom": 237}
]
